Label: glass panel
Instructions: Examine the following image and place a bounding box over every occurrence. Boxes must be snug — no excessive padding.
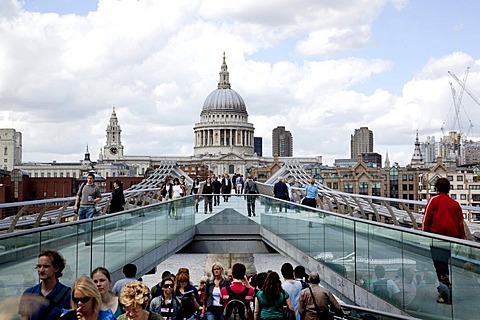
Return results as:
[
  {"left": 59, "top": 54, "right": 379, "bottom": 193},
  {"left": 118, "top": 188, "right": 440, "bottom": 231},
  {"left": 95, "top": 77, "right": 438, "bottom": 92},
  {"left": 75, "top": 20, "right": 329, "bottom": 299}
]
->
[
  {"left": 0, "top": 197, "right": 196, "bottom": 301},
  {"left": 450, "top": 243, "right": 480, "bottom": 320}
]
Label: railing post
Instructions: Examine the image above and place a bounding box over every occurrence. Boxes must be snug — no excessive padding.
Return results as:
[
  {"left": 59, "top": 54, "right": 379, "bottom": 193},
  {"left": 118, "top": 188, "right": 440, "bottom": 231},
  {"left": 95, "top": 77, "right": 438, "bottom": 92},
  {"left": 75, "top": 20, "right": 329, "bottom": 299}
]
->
[
  {"left": 8, "top": 205, "right": 29, "bottom": 233},
  {"left": 365, "top": 198, "right": 381, "bottom": 222},
  {"left": 34, "top": 205, "right": 51, "bottom": 227},
  {"left": 381, "top": 200, "right": 399, "bottom": 225},
  {"left": 55, "top": 202, "right": 71, "bottom": 224},
  {"left": 399, "top": 203, "right": 419, "bottom": 230}
]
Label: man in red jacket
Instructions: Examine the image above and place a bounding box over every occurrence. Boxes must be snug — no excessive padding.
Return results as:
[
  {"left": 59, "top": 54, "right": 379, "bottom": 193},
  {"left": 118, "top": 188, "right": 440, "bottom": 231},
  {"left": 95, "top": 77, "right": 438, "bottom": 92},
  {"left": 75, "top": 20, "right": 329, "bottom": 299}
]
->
[{"left": 422, "top": 177, "right": 465, "bottom": 303}]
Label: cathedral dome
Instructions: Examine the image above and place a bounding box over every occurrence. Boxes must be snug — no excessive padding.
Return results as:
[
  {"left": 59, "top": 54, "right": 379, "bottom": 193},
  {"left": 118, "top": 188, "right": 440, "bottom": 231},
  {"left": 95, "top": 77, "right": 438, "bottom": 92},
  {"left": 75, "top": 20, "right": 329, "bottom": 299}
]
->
[
  {"left": 202, "top": 88, "right": 247, "bottom": 113},
  {"left": 201, "top": 53, "right": 247, "bottom": 114}
]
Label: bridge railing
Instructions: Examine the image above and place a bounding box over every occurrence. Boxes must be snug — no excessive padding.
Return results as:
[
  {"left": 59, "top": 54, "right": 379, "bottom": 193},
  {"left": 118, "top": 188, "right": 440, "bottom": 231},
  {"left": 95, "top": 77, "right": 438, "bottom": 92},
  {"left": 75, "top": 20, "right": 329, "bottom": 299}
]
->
[
  {"left": 0, "top": 188, "right": 163, "bottom": 233},
  {"left": 256, "top": 182, "right": 480, "bottom": 240},
  {"left": 2, "top": 183, "right": 480, "bottom": 241}
]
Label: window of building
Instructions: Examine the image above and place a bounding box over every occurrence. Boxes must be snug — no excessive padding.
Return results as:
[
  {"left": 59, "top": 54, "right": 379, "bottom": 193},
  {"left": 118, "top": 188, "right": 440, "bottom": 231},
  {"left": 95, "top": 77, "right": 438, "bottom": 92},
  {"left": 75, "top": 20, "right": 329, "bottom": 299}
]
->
[
  {"left": 408, "top": 175, "right": 414, "bottom": 181},
  {"left": 409, "top": 184, "right": 414, "bottom": 191},
  {"left": 460, "top": 194, "right": 467, "bottom": 200},
  {"left": 447, "top": 175, "right": 453, "bottom": 181},
  {"left": 390, "top": 167, "right": 398, "bottom": 180},
  {"left": 333, "top": 182, "right": 338, "bottom": 189},
  {"left": 402, "top": 175, "right": 407, "bottom": 181},
  {"left": 372, "top": 182, "right": 381, "bottom": 197},
  {"left": 53, "top": 173, "right": 57, "bottom": 177},
  {"left": 402, "top": 184, "right": 408, "bottom": 191},
  {"left": 344, "top": 183, "right": 353, "bottom": 193},
  {"left": 359, "top": 182, "right": 368, "bottom": 195},
  {"left": 3, "top": 159, "right": 7, "bottom": 163},
  {"left": 457, "top": 176, "right": 463, "bottom": 181},
  {"left": 47, "top": 173, "right": 51, "bottom": 177},
  {"left": 451, "top": 194, "right": 457, "bottom": 200},
  {"left": 457, "top": 185, "right": 463, "bottom": 190},
  {"left": 3, "top": 147, "right": 7, "bottom": 155},
  {"left": 41, "top": 173, "right": 44, "bottom": 177}
]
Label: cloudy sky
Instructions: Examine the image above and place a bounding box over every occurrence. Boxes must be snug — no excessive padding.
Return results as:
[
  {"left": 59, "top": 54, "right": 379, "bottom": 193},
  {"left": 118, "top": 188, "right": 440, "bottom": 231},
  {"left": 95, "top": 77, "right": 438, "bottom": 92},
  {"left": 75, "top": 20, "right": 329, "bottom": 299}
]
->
[{"left": 1, "top": 0, "right": 480, "bottom": 166}]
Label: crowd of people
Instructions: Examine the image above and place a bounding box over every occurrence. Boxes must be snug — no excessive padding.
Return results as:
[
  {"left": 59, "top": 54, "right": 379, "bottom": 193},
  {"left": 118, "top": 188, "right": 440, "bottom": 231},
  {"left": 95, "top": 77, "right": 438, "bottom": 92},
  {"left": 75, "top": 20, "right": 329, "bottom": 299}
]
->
[{"left": 17, "top": 250, "right": 344, "bottom": 320}]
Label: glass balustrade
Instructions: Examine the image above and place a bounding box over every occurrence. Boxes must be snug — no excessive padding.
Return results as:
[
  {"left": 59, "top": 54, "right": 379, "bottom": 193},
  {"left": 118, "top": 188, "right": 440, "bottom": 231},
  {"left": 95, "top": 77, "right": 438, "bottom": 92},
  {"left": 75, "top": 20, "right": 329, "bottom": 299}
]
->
[{"left": 0, "top": 196, "right": 196, "bottom": 301}]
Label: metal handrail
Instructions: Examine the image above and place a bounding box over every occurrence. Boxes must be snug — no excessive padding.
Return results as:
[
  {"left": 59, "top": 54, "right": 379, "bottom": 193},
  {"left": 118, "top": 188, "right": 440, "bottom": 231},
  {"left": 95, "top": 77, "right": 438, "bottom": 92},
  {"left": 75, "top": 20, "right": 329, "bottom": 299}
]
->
[
  {"left": 2, "top": 181, "right": 480, "bottom": 240},
  {"left": 0, "top": 188, "right": 162, "bottom": 232}
]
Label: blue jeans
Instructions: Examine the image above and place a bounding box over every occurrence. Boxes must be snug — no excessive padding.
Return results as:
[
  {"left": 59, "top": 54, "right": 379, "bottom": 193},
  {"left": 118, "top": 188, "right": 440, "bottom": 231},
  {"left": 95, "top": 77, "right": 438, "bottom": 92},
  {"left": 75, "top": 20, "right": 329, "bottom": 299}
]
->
[
  {"left": 79, "top": 207, "right": 95, "bottom": 244},
  {"left": 247, "top": 196, "right": 256, "bottom": 216},
  {"left": 206, "top": 306, "right": 224, "bottom": 320}
]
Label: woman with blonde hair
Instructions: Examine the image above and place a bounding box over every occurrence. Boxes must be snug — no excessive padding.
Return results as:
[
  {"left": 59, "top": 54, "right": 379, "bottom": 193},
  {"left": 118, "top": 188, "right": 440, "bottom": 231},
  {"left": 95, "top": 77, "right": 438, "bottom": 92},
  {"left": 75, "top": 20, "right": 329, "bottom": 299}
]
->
[
  {"left": 118, "top": 281, "right": 162, "bottom": 320},
  {"left": 61, "top": 276, "right": 116, "bottom": 320},
  {"left": 202, "top": 262, "right": 230, "bottom": 320}
]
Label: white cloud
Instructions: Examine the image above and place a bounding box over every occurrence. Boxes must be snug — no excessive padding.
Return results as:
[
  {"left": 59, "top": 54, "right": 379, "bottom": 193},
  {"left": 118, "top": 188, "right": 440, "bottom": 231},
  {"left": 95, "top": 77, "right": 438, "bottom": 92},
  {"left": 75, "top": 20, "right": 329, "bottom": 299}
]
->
[{"left": 0, "top": 0, "right": 479, "bottom": 168}]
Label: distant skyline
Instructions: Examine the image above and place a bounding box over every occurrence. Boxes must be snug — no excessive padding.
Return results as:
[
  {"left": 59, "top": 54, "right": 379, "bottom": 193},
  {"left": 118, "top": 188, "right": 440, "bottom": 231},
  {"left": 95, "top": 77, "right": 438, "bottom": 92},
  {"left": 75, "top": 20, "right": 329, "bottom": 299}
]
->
[{"left": 1, "top": 0, "right": 480, "bottom": 166}]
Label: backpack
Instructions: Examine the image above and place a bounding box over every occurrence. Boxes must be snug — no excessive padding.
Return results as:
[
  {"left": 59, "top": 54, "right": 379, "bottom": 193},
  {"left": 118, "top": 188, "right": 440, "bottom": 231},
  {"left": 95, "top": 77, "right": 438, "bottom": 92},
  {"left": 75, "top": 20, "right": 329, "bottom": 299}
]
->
[
  {"left": 372, "top": 279, "right": 390, "bottom": 301},
  {"left": 223, "top": 286, "right": 250, "bottom": 320},
  {"left": 299, "top": 280, "right": 309, "bottom": 290}
]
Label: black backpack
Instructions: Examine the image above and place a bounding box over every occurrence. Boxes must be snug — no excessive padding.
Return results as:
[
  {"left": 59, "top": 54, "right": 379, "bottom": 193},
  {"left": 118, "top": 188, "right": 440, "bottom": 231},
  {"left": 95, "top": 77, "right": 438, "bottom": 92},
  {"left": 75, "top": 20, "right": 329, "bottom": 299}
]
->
[
  {"left": 372, "top": 278, "right": 390, "bottom": 301},
  {"left": 299, "top": 280, "right": 309, "bottom": 290},
  {"left": 223, "top": 286, "right": 250, "bottom": 320}
]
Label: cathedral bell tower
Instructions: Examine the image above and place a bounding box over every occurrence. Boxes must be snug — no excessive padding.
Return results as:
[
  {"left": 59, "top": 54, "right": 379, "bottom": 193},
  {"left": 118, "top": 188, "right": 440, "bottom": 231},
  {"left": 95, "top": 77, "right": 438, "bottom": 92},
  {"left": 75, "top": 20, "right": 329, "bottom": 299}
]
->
[{"left": 103, "top": 107, "right": 124, "bottom": 160}]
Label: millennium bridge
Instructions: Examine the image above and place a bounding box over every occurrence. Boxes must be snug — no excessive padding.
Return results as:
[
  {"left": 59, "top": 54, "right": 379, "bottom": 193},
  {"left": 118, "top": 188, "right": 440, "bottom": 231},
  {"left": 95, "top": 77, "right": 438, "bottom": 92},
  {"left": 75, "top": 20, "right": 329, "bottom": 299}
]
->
[{"left": 1, "top": 161, "right": 479, "bottom": 320}]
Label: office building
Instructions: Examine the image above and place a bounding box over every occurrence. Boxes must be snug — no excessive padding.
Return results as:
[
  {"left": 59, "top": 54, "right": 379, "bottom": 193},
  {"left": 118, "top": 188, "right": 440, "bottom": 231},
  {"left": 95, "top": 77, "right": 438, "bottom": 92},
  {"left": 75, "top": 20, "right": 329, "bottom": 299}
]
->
[
  {"left": 254, "top": 137, "right": 263, "bottom": 156},
  {"left": 350, "top": 127, "right": 373, "bottom": 158},
  {"left": 0, "top": 129, "right": 22, "bottom": 172},
  {"left": 420, "top": 135, "right": 437, "bottom": 165},
  {"left": 272, "top": 126, "right": 293, "bottom": 157}
]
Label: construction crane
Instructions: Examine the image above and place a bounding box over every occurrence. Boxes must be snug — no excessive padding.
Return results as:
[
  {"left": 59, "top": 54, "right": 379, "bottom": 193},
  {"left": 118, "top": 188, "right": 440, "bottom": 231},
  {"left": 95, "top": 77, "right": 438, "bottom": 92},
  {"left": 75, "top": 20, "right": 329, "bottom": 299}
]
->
[
  {"left": 447, "top": 68, "right": 476, "bottom": 139},
  {"left": 448, "top": 68, "right": 480, "bottom": 109}
]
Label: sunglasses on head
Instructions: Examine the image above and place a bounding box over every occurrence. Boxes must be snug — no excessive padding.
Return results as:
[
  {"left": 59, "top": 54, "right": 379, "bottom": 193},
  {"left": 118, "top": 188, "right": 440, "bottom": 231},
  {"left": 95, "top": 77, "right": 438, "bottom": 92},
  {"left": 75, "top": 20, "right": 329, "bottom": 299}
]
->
[
  {"left": 163, "top": 284, "right": 174, "bottom": 288},
  {"left": 72, "top": 296, "right": 91, "bottom": 303}
]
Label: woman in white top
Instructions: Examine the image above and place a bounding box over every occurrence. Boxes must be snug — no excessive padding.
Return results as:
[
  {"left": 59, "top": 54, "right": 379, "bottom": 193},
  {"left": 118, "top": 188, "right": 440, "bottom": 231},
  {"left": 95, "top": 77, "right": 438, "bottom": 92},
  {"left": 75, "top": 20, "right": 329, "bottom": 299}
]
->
[
  {"left": 172, "top": 178, "right": 182, "bottom": 199},
  {"left": 171, "top": 178, "right": 183, "bottom": 219}
]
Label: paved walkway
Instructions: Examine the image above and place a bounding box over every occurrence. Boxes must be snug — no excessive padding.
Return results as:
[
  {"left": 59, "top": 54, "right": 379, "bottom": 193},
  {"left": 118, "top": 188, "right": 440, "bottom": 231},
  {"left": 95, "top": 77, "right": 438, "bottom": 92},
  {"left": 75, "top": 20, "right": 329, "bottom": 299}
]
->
[{"left": 142, "top": 253, "right": 297, "bottom": 288}]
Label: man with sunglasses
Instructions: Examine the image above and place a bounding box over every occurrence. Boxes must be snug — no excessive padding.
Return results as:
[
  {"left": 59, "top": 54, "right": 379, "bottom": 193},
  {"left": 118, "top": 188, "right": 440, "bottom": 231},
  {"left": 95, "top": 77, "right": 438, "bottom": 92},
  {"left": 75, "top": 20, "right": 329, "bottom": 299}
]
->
[{"left": 18, "top": 250, "right": 71, "bottom": 320}]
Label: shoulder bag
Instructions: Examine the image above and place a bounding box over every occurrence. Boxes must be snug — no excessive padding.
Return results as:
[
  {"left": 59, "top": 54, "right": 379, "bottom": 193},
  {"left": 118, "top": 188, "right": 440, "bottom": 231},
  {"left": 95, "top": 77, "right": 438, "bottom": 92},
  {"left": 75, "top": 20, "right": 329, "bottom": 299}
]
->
[
  {"left": 307, "top": 286, "right": 335, "bottom": 320},
  {"left": 282, "top": 291, "right": 294, "bottom": 320}
]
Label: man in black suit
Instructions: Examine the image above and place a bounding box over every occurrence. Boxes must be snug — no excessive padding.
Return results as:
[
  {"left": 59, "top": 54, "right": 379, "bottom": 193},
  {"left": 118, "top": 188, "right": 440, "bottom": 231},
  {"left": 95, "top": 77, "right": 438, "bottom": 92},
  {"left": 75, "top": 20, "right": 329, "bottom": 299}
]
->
[{"left": 273, "top": 177, "right": 289, "bottom": 212}]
